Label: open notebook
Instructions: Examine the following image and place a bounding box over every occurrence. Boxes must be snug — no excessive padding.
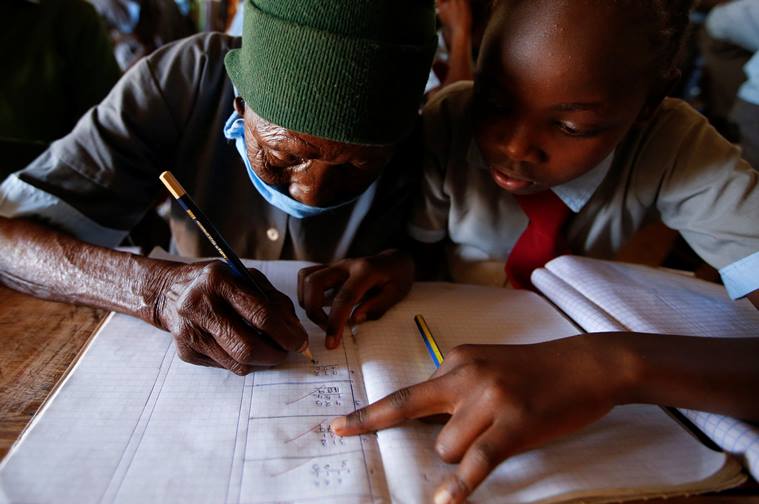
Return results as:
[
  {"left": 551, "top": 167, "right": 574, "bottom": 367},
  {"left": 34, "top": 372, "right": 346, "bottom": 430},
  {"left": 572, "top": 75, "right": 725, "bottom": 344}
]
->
[
  {"left": 0, "top": 252, "right": 750, "bottom": 503},
  {"left": 532, "top": 256, "right": 759, "bottom": 481}
]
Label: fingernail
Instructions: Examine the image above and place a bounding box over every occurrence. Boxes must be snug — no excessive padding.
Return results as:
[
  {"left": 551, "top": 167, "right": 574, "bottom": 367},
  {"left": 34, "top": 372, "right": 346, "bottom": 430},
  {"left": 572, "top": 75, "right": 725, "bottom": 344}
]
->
[
  {"left": 325, "top": 335, "right": 336, "bottom": 349},
  {"left": 330, "top": 416, "right": 346, "bottom": 433},
  {"left": 434, "top": 487, "right": 453, "bottom": 504}
]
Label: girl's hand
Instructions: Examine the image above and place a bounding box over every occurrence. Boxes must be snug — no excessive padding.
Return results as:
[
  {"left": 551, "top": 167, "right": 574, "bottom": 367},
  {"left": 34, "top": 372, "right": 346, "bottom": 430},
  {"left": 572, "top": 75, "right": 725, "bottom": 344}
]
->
[
  {"left": 331, "top": 336, "right": 633, "bottom": 503},
  {"left": 297, "top": 250, "right": 414, "bottom": 349}
]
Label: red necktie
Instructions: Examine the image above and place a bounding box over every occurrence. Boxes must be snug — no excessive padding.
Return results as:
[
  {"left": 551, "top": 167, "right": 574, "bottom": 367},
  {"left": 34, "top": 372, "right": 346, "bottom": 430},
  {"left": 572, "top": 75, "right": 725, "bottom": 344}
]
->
[{"left": 504, "top": 190, "right": 571, "bottom": 290}]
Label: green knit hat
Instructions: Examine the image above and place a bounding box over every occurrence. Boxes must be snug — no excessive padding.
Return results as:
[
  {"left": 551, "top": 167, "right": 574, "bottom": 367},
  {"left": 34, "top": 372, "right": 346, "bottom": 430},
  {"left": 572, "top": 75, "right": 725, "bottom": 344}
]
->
[{"left": 224, "top": 0, "right": 437, "bottom": 145}]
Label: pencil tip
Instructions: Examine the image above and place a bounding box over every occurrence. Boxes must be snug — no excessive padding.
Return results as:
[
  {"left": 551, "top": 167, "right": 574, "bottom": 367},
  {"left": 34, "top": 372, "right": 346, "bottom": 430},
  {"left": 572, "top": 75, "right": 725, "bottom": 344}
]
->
[{"left": 301, "top": 346, "right": 315, "bottom": 363}]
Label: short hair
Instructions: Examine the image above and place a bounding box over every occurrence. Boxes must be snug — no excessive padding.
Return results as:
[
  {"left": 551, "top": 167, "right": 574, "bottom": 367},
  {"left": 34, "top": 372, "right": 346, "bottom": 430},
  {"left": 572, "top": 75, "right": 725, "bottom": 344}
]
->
[
  {"left": 490, "top": 0, "right": 696, "bottom": 77},
  {"left": 646, "top": 0, "right": 696, "bottom": 76}
]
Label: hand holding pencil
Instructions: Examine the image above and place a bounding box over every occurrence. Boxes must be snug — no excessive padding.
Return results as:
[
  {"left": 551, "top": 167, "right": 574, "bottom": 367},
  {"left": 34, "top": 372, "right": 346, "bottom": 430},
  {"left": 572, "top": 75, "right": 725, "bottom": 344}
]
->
[{"left": 152, "top": 171, "right": 313, "bottom": 374}]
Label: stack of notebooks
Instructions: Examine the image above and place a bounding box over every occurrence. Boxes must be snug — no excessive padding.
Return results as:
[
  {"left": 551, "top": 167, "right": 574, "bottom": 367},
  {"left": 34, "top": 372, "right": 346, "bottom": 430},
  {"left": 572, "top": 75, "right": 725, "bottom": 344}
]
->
[{"left": 0, "top": 252, "right": 756, "bottom": 503}]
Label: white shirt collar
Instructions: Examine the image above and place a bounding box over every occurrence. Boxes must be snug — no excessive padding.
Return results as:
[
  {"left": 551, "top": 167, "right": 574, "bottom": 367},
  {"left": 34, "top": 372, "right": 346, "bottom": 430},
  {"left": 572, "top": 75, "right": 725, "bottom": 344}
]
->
[{"left": 466, "top": 141, "right": 614, "bottom": 213}]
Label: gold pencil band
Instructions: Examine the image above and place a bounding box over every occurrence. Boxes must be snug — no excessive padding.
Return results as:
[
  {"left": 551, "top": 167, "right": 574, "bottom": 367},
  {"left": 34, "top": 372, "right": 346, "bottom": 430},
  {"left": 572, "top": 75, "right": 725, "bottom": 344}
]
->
[{"left": 159, "top": 171, "right": 186, "bottom": 199}]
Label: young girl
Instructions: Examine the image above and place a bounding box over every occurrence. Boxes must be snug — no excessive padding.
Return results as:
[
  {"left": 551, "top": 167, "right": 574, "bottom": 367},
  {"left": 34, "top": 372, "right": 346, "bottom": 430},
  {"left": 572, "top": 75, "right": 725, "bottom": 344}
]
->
[{"left": 298, "top": 1, "right": 759, "bottom": 502}]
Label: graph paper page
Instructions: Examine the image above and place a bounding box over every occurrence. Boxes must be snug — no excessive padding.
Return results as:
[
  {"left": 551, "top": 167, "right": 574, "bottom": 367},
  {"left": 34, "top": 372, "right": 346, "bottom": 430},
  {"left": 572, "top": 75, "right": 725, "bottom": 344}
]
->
[
  {"left": 542, "top": 256, "right": 759, "bottom": 336},
  {"left": 0, "top": 256, "right": 387, "bottom": 504},
  {"left": 531, "top": 268, "right": 627, "bottom": 332},
  {"left": 354, "top": 283, "right": 742, "bottom": 503},
  {"left": 538, "top": 255, "right": 759, "bottom": 481}
]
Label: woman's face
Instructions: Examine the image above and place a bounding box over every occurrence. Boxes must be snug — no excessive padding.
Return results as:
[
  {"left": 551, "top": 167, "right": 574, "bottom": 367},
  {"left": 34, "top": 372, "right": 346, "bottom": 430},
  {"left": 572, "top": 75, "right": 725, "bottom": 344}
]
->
[{"left": 237, "top": 101, "right": 395, "bottom": 207}]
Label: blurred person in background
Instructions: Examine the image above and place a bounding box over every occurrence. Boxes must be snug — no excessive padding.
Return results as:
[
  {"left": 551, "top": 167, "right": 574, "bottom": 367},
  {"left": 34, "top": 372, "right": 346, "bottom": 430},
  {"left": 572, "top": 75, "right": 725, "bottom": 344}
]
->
[
  {"left": 702, "top": 0, "right": 759, "bottom": 168},
  {"left": 89, "top": 0, "right": 195, "bottom": 70},
  {"left": 0, "top": 0, "right": 121, "bottom": 179},
  {"left": 425, "top": 0, "right": 493, "bottom": 98}
]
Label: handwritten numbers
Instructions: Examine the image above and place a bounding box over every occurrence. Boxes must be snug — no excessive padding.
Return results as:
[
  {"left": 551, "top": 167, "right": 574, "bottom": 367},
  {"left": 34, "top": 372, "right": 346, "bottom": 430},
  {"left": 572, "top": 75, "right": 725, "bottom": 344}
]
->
[{"left": 312, "top": 460, "right": 351, "bottom": 487}]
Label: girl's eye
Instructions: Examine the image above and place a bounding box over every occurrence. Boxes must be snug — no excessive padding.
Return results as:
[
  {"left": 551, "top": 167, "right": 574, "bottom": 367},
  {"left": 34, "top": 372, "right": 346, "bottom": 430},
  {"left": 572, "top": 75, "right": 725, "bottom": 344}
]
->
[{"left": 557, "top": 122, "right": 601, "bottom": 138}]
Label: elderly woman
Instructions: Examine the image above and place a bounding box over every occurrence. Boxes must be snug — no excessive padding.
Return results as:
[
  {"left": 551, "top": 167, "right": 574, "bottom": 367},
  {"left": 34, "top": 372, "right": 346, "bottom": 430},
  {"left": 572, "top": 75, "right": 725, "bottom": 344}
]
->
[{"left": 0, "top": 0, "right": 436, "bottom": 374}]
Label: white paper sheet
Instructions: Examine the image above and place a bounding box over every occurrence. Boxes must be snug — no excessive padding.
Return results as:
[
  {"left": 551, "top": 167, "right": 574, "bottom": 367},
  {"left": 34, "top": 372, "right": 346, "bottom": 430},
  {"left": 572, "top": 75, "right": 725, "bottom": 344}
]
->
[{"left": 0, "top": 259, "right": 388, "bottom": 504}]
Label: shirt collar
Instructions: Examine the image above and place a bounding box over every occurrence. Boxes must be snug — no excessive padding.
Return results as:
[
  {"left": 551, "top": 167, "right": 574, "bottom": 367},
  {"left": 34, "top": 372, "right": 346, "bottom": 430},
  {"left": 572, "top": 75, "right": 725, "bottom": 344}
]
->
[{"left": 466, "top": 141, "right": 614, "bottom": 213}]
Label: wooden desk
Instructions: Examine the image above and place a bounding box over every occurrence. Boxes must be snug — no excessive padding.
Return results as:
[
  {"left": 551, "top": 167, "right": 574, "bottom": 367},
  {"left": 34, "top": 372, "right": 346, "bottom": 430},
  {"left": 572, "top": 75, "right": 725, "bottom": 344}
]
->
[
  {"left": 0, "top": 285, "right": 105, "bottom": 459},
  {"left": 0, "top": 285, "right": 756, "bottom": 502}
]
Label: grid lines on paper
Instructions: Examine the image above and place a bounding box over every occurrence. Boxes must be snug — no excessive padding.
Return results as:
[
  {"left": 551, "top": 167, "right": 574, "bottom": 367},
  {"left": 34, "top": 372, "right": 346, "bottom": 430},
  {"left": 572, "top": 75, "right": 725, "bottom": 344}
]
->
[{"left": 235, "top": 327, "right": 378, "bottom": 503}]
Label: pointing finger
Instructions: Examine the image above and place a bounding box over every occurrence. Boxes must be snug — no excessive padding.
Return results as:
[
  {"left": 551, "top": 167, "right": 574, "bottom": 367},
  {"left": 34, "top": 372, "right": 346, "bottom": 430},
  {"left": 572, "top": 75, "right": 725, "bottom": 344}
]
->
[{"left": 331, "top": 377, "right": 451, "bottom": 436}]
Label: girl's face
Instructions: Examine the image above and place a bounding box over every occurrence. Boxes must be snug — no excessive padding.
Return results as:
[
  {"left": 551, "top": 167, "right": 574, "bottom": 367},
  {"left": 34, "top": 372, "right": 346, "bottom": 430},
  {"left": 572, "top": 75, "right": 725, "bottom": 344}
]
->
[{"left": 473, "top": 0, "right": 668, "bottom": 195}]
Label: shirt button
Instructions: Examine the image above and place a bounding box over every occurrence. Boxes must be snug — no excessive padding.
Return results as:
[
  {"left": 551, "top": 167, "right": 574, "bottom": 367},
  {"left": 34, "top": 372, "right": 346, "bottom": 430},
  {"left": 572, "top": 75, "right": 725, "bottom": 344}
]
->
[{"left": 266, "top": 228, "right": 280, "bottom": 241}]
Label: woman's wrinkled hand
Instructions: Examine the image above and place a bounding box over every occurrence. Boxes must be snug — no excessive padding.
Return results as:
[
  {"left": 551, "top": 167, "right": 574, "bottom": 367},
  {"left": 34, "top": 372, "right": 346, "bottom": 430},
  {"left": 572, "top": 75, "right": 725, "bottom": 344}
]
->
[{"left": 149, "top": 260, "right": 309, "bottom": 374}]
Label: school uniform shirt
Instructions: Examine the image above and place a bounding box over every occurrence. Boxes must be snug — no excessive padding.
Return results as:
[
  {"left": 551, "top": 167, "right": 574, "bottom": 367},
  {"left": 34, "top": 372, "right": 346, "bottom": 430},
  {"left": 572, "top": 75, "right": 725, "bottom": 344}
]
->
[
  {"left": 0, "top": 33, "right": 420, "bottom": 263},
  {"left": 409, "top": 82, "right": 759, "bottom": 300}
]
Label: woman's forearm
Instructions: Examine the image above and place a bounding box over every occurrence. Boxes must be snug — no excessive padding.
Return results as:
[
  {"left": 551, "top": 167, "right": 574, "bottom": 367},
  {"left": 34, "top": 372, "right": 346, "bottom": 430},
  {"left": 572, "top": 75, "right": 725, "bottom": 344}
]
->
[{"left": 0, "top": 216, "right": 168, "bottom": 324}]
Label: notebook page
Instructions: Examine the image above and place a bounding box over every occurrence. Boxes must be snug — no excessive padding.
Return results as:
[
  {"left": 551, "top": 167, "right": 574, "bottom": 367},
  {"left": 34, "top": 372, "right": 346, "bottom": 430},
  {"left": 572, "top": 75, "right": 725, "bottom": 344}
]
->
[
  {"left": 0, "top": 257, "right": 388, "bottom": 504},
  {"left": 543, "top": 255, "right": 759, "bottom": 480},
  {"left": 531, "top": 268, "right": 627, "bottom": 332},
  {"left": 353, "top": 283, "right": 741, "bottom": 503},
  {"left": 543, "top": 256, "right": 759, "bottom": 336},
  {"left": 679, "top": 409, "right": 759, "bottom": 484}
]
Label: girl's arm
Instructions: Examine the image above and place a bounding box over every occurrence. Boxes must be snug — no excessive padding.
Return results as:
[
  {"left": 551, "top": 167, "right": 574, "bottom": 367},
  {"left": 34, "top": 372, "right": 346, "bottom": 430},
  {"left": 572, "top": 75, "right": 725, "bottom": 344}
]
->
[{"left": 332, "top": 327, "right": 759, "bottom": 504}]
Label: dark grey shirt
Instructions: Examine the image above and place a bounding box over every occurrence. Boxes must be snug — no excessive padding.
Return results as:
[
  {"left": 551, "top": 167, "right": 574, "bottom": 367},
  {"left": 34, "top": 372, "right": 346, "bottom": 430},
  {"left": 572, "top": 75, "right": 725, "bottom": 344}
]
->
[{"left": 0, "top": 33, "right": 420, "bottom": 262}]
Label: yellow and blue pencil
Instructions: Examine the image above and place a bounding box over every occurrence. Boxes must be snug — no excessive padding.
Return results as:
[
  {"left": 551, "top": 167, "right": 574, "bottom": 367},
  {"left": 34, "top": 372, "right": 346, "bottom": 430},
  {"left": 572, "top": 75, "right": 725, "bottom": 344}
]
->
[{"left": 414, "top": 314, "right": 444, "bottom": 368}]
